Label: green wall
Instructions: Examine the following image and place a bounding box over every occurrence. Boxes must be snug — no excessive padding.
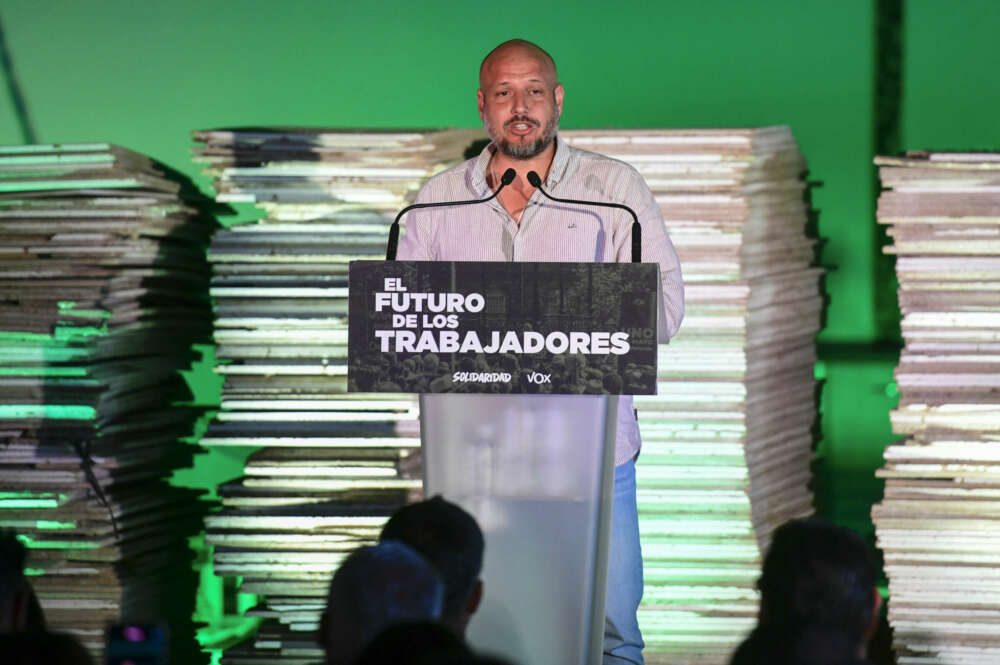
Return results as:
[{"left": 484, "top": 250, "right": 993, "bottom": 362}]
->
[
  {"left": 2, "top": 0, "right": 998, "bottom": 645},
  {"left": 903, "top": 0, "right": 1000, "bottom": 151},
  {"left": 1, "top": 0, "right": 878, "bottom": 336}
]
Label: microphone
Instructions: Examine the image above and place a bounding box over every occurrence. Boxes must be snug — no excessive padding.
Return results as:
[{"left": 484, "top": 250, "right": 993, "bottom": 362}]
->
[
  {"left": 526, "top": 171, "right": 642, "bottom": 263},
  {"left": 385, "top": 168, "right": 516, "bottom": 260}
]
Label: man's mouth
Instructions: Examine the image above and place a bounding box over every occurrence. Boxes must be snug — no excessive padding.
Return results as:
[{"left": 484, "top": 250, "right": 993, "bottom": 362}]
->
[{"left": 505, "top": 118, "right": 539, "bottom": 136}]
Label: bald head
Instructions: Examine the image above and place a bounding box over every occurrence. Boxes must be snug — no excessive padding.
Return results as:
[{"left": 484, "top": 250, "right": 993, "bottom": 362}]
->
[
  {"left": 479, "top": 39, "right": 558, "bottom": 89},
  {"left": 477, "top": 40, "right": 564, "bottom": 161}
]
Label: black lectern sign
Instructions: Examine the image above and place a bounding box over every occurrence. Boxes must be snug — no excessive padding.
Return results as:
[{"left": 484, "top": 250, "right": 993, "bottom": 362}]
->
[{"left": 348, "top": 261, "right": 659, "bottom": 395}]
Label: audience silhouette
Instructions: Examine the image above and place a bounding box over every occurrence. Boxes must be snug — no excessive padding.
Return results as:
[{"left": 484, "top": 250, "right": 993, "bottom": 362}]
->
[
  {"left": 319, "top": 540, "right": 445, "bottom": 665},
  {"left": 5, "top": 502, "right": 894, "bottom": 665},
  {"left": 0, "top": 529, "right": 43, "bottom": 634},
  {"left": 1, "top": 530, "right": 93, "bottom": 664},
  {"left": 730, "top": 518, "right": 882, "bottom": 665},
  {"left": 380, "top": 495, "right": 485, "bottom": 640}
]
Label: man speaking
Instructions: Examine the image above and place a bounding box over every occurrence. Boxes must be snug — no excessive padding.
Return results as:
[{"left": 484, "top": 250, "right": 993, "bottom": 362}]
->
[{"left": 397, "top": 39, "right": 684, "bottom": 665}]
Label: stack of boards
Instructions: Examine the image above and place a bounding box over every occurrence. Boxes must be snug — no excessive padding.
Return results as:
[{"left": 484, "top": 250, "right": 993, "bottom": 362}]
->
[
  {"left": 0, "top": 143, "right": 215, "bottom": 662},
  {"left": 563, "top": 128, "right": 820, "bottom": 664},
  {"left": 872, "top": 152, "right": 1000, "bottom": 665},
  {"left": 193, "top": 127, "right": 820, "bottom": 665},
  {"left": 192, "top": 128, "right": 481, "bottom": 665}
]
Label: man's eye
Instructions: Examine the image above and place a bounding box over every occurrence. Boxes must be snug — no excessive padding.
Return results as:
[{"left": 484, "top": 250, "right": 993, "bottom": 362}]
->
[
  {"left": 531, "top": 89, "right": 543, "bottom": 95},
  {"left": 497, "top": 90, "right": 509, "bottom": 97}
]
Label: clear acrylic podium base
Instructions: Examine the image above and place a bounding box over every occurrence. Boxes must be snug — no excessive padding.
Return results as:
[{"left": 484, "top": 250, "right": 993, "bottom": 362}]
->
[{"left": 420, "top": 393, "right": 618, "bottom": 665}]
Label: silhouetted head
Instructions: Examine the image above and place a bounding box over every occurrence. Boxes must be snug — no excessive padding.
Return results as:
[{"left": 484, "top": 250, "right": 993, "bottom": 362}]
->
[
  {"left": 731, "top": 517, "right": 882, "bottom": 664},
  {"left": 758, "top": 518, "right": 877, "bottom": 637},
  {"left": 319, "top": 541, "right": 445, "bottom": 665},
  {"left": 380, "top": 496, "right": 485, "bottom": 638}
]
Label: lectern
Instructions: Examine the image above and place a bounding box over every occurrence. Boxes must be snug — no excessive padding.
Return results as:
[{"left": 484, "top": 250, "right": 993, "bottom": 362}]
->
[
  {"left": 421, "top": 393, "right": 617, "bottom": 665},
  {"left": 348, "top": 260, "right": 658, "bottom": 665}
]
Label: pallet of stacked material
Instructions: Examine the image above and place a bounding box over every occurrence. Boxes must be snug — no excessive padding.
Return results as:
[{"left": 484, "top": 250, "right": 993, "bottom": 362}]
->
[
  {"left": 873, "top": 152, "right": 1000, "bottom": 665},
  {"left": 563, "top": 127, "right": 820, "bottom": 664},
  {"left": 0, "top": 143, "right": 218, "bottom": 664},
  {"left": 192, "top": 128, "right": 479, "bottom": 663}
]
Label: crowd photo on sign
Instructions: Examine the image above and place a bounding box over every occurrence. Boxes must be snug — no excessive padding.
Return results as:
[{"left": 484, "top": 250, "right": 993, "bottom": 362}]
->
[{"left": 348, "top": 260, "right": 661, "bottom": 395}]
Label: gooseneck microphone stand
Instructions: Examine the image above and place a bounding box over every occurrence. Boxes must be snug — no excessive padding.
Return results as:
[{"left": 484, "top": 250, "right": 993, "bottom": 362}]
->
[
  {"left": 385, "top": 168, "right": 517, "bottom": 260},
  {"left": 526, "top": 170, "right": 642, "bottom": 263}
]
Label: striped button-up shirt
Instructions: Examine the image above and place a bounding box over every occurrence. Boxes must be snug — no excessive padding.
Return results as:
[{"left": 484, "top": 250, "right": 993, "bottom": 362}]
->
[{"left": 398, "top": 135, "right": 684, "bottom": 466}]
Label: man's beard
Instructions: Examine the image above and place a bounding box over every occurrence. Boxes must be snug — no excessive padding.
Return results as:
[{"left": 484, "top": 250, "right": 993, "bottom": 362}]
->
[{"left": 487, "top": 106, "right": 560, "bottom": 160}]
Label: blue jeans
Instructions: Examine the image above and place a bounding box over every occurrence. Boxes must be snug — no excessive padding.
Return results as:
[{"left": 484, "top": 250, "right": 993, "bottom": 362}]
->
[{"left": 604, "top": 459, "right": 644, "bottom": 664}]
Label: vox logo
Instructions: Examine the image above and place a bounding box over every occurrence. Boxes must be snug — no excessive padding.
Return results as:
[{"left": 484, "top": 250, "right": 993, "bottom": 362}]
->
[{"left": 526, "top": 372, "right": 552, "bottom": 385}]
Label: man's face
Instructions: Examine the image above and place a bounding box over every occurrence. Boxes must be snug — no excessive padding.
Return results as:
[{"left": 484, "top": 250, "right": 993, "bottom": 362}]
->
[{"left": 478, "top": 48, "right": 564, "bottom": 160}]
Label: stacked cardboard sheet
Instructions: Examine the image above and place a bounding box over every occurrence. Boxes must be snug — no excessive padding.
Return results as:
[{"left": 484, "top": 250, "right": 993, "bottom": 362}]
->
[
  {"left": 192, "top": 128, "right": 480, "bottom": 664},
  {"left": 562, "top": 127, "right": 821, "bottom": 664},
  {"left": 0, "top": 143, "right": 216, "bottom": 663},
  {"left": 872, "top": 152, "right": 1000, "bottom": 665}
]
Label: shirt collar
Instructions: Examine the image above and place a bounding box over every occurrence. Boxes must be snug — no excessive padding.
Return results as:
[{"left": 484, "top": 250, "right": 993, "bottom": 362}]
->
[{"left": 471, "top": 134, "right": 572, "bottom": 194}]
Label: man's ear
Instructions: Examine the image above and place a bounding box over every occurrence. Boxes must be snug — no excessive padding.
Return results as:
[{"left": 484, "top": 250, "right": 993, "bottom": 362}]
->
[
  {"left": 24, "top": 586, "right": 45, "bottom": 631},
  {"left": 317, "top": 610, "right": 329, "bottom": 648},
  {"left": 466, "top": 579, "right": 484, "bottom": 616},
  {"left": 554, "top": 83, "right": 565, "bottom": 118},
  {"left": 8, "top": 588, "right": 31, "bottom": 632},
  {"left": 864, "top": 588, "right": 883, "bottom": 644},
  {"left": 477, "top": 89, "right": 486, "bottom": 121}
]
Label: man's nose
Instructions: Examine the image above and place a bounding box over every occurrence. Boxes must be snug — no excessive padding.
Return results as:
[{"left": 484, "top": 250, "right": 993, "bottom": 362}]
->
[{"left": 512, "top": 91, "right": 528, "bottom": 114}]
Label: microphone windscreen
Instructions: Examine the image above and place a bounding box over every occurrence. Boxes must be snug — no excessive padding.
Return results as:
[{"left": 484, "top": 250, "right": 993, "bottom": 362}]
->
[
  {"left": 501, "top": 168, "right": 517, "bottom": 185},
  {"left": 526, "top": 171, "right": 542, "bottom": 187}
]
